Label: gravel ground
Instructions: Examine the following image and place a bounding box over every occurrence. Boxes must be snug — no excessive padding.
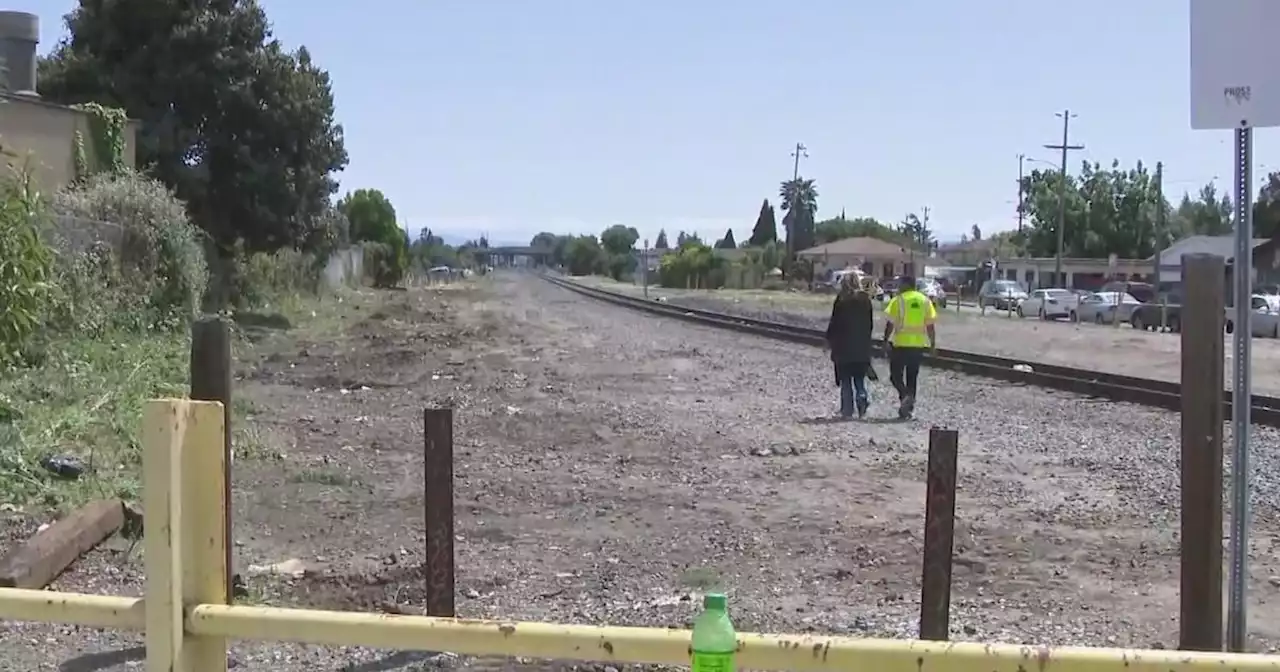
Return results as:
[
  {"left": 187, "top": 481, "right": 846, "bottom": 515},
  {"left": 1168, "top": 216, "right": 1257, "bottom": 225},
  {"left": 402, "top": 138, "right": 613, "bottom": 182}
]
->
[
  {"left": 8, "top": 273, "right": 1280, "bottom": 671},
  {"left": 579, "top": 278, "right": 1280, "bottom": 395}
]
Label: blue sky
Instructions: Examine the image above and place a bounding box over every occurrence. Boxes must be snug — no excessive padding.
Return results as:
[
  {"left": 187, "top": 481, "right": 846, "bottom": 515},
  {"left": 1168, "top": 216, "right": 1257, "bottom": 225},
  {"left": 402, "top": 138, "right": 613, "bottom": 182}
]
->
[{"left": 26, "top": 0, "right": 1279, "bottom": 247}]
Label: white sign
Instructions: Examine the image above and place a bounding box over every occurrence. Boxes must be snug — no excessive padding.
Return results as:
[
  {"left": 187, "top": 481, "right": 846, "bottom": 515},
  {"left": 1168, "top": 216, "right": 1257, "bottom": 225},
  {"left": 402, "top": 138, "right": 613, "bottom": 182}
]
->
[{"left": 1190, "top": 0, "right": 1280, "bottom": 130}]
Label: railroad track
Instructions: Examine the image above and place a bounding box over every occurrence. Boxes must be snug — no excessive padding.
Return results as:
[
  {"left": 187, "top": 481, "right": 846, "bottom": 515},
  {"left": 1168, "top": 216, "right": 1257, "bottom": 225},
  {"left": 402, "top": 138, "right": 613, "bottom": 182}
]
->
[{"left": 543, "top": 274, "right": 1280, "bottom": 428}]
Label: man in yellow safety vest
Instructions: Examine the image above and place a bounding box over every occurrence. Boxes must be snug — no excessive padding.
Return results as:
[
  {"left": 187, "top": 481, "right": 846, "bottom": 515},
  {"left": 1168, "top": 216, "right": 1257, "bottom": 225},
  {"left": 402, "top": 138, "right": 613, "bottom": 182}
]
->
[{"left": 882, "top": 276, "right": 937, "bottom": 420}]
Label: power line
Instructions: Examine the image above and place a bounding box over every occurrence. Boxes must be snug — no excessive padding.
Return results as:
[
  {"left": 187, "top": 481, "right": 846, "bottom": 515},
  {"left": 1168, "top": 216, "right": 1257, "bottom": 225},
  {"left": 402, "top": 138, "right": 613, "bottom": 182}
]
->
[{"left": 1043, "top": 110, "right": 1085, "bottom": 287}]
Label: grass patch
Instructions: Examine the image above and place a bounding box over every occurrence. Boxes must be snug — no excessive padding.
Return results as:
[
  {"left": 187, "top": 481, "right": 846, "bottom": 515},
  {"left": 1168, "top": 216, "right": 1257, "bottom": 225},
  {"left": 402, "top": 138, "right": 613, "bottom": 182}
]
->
[
  {"left": 678, "top": 566, "right": 722, "bottom": 590},
  {"left": 0, "top": 329, "right": 189, "bottom": 508},
  {"left": 289, "top": 467, "right": 355, "bottom": 487}
]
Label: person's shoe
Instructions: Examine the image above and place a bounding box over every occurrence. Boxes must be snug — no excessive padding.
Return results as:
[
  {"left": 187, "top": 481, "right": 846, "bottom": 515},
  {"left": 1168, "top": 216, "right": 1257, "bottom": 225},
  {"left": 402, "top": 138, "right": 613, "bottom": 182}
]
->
[
  {"left": 856, "top": 397, "right": 869, "bottom": 419},
  {"left": 898, "top": 395, "right": 915, "bottom": 420}
]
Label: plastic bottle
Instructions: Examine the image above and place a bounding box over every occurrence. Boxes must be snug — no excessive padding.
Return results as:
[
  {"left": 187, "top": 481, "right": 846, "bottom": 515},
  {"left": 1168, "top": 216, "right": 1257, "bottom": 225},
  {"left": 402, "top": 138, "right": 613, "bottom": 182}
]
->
[{"left": 691, "top": 592, "right": 736, "bottom": 672}]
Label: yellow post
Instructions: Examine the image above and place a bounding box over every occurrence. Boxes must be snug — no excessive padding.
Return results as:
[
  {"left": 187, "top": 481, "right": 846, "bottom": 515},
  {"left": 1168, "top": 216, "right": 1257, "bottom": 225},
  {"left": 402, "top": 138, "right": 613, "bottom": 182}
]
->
[
  {"left": 143, "top": 400, "right": 186, "bottom": 671},
  {"left": 143, "top": 399, "right": 229, "bottom": 672},
  {"left": 181, "top": 401, "right": 229, "bottom": 671}
]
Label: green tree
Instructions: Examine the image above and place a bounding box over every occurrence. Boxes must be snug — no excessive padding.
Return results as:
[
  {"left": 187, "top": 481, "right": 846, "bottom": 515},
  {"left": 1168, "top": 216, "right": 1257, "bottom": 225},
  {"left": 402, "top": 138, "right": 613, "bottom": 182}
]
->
[
  {"left": 339, "top": 189, "right": 407, "bottom": 286},
  {"left": 896, "top": 212, "right": 934, "bottom": 252},
  {"left": 1254, "top": 172, "right": 1280, "bottom": 239},
  {"left": 38, "top": 0, "right": 348, "bottom": 255},
  {"left": 779, "top": 178, "right": 818, "bottom": 258},
  {"left": 748, "top": 199, "right": 778, "bottom": 246},
  {"left": 1171, "top": 185, "right": 1232, "bottom": 238},
  {"left": 971, "top": 224, "right": 982, "bottom": 241},
  {"left": 815, "top": 216, "right": 908, "bottom": 246},
  {"left": 600, "top": 224, "right": 639, "bottom": 280},
  {"left": 654, "top": 229, "right": 669, "bottom": 249},
  {"left": 715, "top": 229, "right": 736, "bottom": 249},
  {"left": 1018, "top": 160, "right": 1166, "bottom": 259},
  {"left": 564, "top": 235, "right": 605, "bottom": 276}
]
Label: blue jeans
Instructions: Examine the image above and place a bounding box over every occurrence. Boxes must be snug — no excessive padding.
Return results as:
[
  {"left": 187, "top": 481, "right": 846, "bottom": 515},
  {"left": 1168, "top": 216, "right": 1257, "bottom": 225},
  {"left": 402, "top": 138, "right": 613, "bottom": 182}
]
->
[{"left": 839, "top": 371, "right": 869, "bottom": 417}]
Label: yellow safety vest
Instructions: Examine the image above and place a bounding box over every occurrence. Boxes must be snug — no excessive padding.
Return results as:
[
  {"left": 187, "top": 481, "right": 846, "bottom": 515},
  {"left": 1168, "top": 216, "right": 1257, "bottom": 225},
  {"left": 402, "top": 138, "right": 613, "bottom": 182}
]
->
[{"left": 885, "top": 290, "right": 936, "bottom": 348}]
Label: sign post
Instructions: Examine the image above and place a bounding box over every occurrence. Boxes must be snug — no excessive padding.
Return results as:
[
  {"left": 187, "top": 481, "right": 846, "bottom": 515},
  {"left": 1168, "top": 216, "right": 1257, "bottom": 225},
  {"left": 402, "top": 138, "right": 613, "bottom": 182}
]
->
[
  {"left": 642, "top": 239, "right": 650, "bottom": 299},
  {"left": 1190, "top": 0, "right": 1280, "bottom": 651}
]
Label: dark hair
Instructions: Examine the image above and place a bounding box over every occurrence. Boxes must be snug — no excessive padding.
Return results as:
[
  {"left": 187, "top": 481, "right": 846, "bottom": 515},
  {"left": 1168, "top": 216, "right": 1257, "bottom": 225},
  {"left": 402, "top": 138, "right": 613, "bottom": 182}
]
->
[{"left": 899, "top": 276, "right": 916, "bottom": 289}]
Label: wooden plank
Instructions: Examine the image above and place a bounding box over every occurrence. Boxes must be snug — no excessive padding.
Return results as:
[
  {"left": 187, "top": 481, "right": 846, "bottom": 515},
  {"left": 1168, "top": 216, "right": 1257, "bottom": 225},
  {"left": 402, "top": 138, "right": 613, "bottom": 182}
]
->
[{"left": 0, "top": 499, "right": 125, "bottom": 589}]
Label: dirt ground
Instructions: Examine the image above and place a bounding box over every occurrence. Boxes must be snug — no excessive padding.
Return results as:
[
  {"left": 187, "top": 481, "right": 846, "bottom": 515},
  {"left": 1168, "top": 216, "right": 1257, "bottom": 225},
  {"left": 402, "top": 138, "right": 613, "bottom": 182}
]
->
[
  {"left": 579, "top": 277, "right": 1280, "bottom": 395},
  {"left": 9, "top": 273, "right": 1280, "bottom": 671}
]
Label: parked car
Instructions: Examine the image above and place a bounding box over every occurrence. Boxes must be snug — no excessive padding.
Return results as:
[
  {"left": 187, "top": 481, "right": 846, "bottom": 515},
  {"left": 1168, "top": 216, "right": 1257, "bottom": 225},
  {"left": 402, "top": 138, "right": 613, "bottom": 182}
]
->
[
  {"left": 1072, "top": 291, "right": 1141, "bottom": 324},
  {"left": 1130, "top": 291, "right": 1183, "bottom": 332},
  {"left": 978, "top": 280, "right": 1029, "bottom": 311},
  {"left": 1018, "top": 288, "right": 1077, "bottom": 320},
  {"left": 917, "top": 277, "right": 948, "bottom": 308},
  {"left": 1225, "top": 295, "right": 1280, "bottom": 338}
]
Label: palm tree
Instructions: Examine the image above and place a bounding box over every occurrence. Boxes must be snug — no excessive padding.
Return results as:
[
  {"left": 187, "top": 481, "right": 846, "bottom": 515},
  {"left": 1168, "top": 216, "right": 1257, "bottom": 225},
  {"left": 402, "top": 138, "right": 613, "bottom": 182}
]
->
[{"left": 779, "top": 178, "right": 819, "bottom": 214}]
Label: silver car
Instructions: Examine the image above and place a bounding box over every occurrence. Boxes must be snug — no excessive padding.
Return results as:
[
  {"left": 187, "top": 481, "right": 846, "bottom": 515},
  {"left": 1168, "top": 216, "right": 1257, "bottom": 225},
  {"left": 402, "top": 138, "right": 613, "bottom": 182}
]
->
[
  {"left": 1073, "top": 291, "right": 1141, "bottom": 324},
  {"left": 1018, "top": 288, "right": 1077, "bottom": 320},
  {"left": 978, "top": 280, "right": 1029, "bottom": 311}
]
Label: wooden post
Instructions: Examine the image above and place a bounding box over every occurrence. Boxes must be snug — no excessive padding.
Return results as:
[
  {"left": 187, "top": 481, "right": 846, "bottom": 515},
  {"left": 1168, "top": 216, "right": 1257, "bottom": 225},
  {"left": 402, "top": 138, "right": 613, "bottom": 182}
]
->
[
  {"left": 919, "top": 427, "right": 959, "bottom": 641},
  {"left": 190, "top": 317, "right": 234, "bottom": 603},
  {"left": 423, "top": 408, "right": 456, "bottom": 617},
  {"left": 1179, "top": 253, "right": 1225, "bottom": 651}
]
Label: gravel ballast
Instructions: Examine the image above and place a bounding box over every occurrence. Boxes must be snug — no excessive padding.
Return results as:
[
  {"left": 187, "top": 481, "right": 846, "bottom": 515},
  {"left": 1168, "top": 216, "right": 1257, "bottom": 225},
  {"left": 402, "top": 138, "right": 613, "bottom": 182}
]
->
[{"left": 6, "top": 273, "right": 1280, "bottom": 670}]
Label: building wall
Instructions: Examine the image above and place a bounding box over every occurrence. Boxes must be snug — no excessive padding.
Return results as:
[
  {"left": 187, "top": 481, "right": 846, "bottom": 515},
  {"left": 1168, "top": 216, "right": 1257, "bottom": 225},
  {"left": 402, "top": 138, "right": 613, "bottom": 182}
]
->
[{"left": 0, "top": 94, "right": 138, "bottom": 196}]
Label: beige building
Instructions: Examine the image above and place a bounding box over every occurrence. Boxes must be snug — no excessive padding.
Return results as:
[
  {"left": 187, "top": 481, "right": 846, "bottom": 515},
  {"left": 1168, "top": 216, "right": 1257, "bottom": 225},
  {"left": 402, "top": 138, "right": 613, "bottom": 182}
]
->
[
  {"left": 0, "top": 11, "right": 138, "bottom": 197},
  {"left": 797, "top": 236, "right": 929, "bottom": 278}
]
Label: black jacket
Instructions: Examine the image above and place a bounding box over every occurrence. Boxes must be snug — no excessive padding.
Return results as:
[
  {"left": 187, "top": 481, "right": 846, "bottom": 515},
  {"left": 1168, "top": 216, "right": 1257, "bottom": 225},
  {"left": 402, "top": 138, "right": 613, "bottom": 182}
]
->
[{"left": 825, "top": 293, "right": 875, "bottom": 364}]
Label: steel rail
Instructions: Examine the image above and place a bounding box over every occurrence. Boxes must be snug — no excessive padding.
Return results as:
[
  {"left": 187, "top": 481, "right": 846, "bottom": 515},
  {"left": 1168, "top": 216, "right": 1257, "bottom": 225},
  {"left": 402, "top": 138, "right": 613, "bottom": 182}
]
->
[{"left": 543, "top": 274, "right": 1280, "bottom": 427}]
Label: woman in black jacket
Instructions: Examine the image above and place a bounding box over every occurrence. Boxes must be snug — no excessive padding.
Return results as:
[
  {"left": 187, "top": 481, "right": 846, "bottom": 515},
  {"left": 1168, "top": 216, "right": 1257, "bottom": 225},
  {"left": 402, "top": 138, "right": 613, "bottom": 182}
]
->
[{"left": 825, "top": 274, "right": 877, "bottom": 418}]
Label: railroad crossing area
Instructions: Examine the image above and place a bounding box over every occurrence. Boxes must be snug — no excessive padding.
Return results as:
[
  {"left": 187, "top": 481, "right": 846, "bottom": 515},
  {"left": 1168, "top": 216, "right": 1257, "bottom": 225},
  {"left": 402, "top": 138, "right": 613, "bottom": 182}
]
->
[{"left": 2, "top": 270, "right": 1280, "bottom": 670}]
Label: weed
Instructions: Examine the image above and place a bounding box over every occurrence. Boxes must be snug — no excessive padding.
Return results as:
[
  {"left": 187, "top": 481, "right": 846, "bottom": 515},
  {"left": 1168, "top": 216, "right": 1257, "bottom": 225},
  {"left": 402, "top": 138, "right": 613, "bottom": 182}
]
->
[
  {"left": 289, "top": 468, "right": 355, "bottom": 487},
  {"left": 678, "top": 566, "right": 722, "bottom": 590},
  {"left": 0, "top": 329, "right": 188, "bottom": 507}
]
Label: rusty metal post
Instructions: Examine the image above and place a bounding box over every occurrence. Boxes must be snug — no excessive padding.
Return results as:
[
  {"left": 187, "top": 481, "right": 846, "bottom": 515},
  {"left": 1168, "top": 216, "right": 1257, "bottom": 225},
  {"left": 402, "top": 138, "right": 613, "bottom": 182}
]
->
[
  {"left": 190, "top": 316, "right": 234, "bottom": 603},
  {"left": 423, "top": 408, "right": 456, "bottom": 617},
  {"left": 1179, "top": 253, "right": 1225, "bottom": 651},
  {"left": 919, "top": 427, "right": 959, "bottom": 641}
]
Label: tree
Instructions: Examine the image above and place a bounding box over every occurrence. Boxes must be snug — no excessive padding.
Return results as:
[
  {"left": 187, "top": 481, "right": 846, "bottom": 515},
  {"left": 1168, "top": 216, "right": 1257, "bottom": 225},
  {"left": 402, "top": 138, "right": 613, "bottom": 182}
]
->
[
  {"left": 896, "top": 212, "right": 934, "bottom": 252},
  {"left": 815, "top": 216, "right": 909, "bottom": 246},
  {"left": 654, "top": 229, "right": 669, "bottom": 249},
  {"left": 1254, "top": 172, "right": 1280, "bottom": 239},
  {"left": 600, "top": 224, "right": 639, "bottom": 280},
  {"left": 971, "top": 224, "right": 982, "bottom": 241},
  {"left": 748, "top": 199, "right": 778, "bottom": 246},
  {"left": 779, "top": 178, "right": 818, "bottom": 215},
  {"left": 1018, "top": 160, "right": 1165, "bottom": 259},
  {"left": 715, "top": 229, "right": 737, "bottom": 249},
  {"left": 339, "top": 189, "right": 407, "bottom": 286},
  {"left": 1171, "top": 184, "right": 1232, "bottom": 238},
  {"left": 38, "top": 0, "right": 348, "bottom": 255},
  {"left": 530, "top": 232, "right": 558, "bottom": 249},
  {"left": 564, "top": 235, "right": 605, "bottom": 276},
  {"left": 779, "top": 178, "right": 819, "bottom": 259}
]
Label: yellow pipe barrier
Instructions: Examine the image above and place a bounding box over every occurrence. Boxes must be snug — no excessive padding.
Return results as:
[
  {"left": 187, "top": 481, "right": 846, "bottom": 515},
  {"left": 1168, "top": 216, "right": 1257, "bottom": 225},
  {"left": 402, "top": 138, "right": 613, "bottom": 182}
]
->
[
  {"left": 7, "top": 398, "right": 1280, "bottom": 672},
  {"left": 188, "top": 603, "right": 1280, "bottom": 672},
  {"left": 0, "top": 588, "right": 143, "bottom": 630}
]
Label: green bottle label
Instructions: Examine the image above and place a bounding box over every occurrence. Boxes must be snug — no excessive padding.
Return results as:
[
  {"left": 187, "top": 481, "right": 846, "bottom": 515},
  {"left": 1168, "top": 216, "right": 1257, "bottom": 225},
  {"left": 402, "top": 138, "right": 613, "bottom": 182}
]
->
[{"left": 691, "top": 651, "right": 734, "bottom": 672}]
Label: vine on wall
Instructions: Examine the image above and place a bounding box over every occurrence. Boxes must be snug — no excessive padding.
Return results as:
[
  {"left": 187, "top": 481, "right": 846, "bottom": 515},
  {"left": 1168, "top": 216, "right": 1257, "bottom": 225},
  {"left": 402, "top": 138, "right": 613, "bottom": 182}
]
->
[{"left": 70, "top": 103, "right": 126, "bottom": 180}]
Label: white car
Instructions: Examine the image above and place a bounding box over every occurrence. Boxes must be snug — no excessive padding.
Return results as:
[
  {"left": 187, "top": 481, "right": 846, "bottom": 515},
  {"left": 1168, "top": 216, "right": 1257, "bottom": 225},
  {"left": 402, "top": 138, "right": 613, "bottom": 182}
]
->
[
  {"left": 1018, "top": 288, "right": 1077, "bottom": 320},
  {"left": 916, "top": 278, "right": 947, "bottom": 308},
  {"left": 1225, "top": 295, "right": 1280, "bottom": 338},
  {"left": 1073, "top": 291, "right": 1141, "bottom": 324}
]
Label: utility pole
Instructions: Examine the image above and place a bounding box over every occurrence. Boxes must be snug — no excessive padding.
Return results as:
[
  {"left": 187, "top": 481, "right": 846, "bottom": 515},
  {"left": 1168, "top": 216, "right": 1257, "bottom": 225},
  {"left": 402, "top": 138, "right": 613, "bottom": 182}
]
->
[
  {"left": 791, "top": 142, "right": 808, "bottom": 180},
  {"left": 1044, "top": 110, "right": 1085, "bottom": 288},
  {"left": 1017, "top": 154, "right": 1026, "bottom": 233},
  {"left": 1153, "top": 161, "right": 1164, "bottom": 284}
]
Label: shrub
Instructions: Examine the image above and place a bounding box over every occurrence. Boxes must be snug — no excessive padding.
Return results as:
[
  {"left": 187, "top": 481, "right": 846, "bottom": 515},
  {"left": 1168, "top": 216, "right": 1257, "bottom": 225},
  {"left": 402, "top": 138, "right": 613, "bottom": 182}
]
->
[
  {"left": 364, "top": 242, "right": 402, "bottom": 288},
  {"left": 53, "top": 171, "right": 207, "bottom": 329},
  {"left": 0, "top": 165, "right": 53, "bottom": 364}
]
